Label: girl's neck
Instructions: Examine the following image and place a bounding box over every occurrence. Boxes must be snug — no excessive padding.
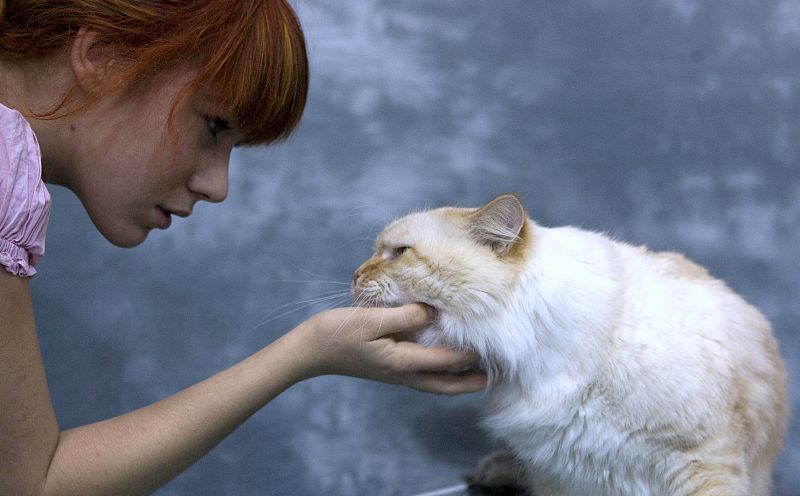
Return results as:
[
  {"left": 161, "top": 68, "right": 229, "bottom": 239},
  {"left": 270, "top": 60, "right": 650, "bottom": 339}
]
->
[{"left": 0, "top": 53, "right": 79, "bottom": 186}]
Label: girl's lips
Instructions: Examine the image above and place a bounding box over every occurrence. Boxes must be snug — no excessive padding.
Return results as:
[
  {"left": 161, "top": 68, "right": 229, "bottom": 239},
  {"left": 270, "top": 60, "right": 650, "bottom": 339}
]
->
[{"left": 154, "top": 206, "right": 172, "bottom": 229}]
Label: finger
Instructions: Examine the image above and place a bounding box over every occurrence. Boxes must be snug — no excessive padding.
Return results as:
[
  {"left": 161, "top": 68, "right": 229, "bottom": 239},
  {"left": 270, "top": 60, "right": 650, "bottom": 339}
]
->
[
  {"left": 388, "top": 341, "right": 481, "bottom": 373},
  {"left": 354, "top": 303, "right": 435, "bottom": 340},
  {"left": 404, "top": 371, "right": 488, "bottom": 396}
]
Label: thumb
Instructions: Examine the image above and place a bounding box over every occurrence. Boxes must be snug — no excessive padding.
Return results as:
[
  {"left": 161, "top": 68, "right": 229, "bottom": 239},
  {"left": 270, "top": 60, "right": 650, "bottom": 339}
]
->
[{"left": 368, "top": 303, "right": 435, "bottom": 339}]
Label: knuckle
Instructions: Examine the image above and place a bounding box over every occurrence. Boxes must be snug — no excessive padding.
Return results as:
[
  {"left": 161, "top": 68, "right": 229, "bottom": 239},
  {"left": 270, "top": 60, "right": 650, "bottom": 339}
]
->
[
  {"left": 443, "top": 382, "right": 462, "bottom": 396},
  {"left": 399, "top": 311, "right": 415, "bottom": 330},
  {"left": 401, "top": 305, "right": 425, "bottom": 329},
  {"left": 380, "top": 348, "right": 408, "bottom": 375},
  {"left": 388, "top": 359, "right": 411, "bottom": 375}
]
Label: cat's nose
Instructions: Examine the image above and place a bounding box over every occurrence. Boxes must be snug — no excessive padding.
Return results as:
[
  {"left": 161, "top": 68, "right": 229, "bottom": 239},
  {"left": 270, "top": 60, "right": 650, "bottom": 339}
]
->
[{"left": 353, "top": 269, "right": 361, "bottom": 286}]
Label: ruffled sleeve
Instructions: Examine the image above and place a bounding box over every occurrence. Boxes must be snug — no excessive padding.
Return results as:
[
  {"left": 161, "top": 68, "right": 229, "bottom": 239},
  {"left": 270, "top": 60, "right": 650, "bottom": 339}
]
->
[{"left": 0, "top": 103, "right": 51, "bottom": 277}]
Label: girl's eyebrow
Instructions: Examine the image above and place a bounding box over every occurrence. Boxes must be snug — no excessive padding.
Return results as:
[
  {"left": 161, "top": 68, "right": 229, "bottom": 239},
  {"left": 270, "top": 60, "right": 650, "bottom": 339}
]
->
[{"left": 196, "top": 99, "right": 243, "bottom": 132}]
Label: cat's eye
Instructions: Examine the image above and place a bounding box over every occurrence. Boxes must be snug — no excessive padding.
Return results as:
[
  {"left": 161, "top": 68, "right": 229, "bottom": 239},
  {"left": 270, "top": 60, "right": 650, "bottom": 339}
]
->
[{"left": 393, "top": 246, "right": 410, "bottom": 258}]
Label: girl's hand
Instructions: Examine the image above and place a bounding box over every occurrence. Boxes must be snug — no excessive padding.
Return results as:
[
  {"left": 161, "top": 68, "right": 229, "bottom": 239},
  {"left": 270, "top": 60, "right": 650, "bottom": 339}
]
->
[{"left": 288, "top": 304, "right": 487, "bottom": 395}]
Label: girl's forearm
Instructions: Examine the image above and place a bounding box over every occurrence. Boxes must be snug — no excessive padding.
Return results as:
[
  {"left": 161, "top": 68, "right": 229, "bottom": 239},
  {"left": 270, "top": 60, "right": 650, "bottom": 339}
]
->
[{"left": 42, "top": 328, "right": 311, "bottom": 496}]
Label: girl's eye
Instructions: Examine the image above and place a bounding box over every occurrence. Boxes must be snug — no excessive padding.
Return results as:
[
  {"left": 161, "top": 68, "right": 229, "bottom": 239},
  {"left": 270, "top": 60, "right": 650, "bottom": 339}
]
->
[{"left": 206, "top": 116, "right": 230, "bottom": 138}]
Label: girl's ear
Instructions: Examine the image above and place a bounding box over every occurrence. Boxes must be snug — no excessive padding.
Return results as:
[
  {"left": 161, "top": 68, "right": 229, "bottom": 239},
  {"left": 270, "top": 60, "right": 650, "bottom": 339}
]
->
[
  {"left": 70, "top": 27, "right": 117, "bottom": 95},
  {"left": 469, "top": 193, "right": 526, "bottom": 256}
]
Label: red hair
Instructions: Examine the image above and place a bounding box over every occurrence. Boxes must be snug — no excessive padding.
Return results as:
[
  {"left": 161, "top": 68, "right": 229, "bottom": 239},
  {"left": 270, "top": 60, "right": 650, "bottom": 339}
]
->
[{"left": 0, "top": 0, "right": 308, "bottom": 144}]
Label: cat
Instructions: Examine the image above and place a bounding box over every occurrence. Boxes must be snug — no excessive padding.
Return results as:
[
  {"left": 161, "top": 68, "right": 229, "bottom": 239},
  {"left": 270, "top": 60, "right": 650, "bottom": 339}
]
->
[{"left": 351, "top": 193, "right": 788, "bottom": 496}]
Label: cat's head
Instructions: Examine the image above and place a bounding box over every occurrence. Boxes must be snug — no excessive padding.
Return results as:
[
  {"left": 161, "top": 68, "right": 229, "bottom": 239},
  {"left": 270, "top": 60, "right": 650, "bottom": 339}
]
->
[{"left": 352, "top": 193, "right": 532, "bottom": 343}]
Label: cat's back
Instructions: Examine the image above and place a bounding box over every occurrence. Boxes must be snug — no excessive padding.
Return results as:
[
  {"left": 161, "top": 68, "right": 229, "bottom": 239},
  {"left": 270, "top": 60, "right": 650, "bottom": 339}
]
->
[
  {"left": 501, "top": 228, "right": 788, "bottom": 494},
  {"left": 611, "top": 242, "right": 781, "bottom": 375},
  {"left": 599, "top": 240, "right": 788, "bottom": 492}
]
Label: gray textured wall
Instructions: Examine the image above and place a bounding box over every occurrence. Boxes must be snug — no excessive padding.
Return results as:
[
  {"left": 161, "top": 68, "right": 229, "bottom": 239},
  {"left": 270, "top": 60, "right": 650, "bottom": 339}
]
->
[{"left": 32, "top": 1, "right": 799, "bottom": 495}]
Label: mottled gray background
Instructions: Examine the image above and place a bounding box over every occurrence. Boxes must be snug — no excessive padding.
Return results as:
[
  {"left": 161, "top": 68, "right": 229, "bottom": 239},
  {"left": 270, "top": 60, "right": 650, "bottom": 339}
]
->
[{"left": 32, "top": 1, "right": 799, "bottom": 495}]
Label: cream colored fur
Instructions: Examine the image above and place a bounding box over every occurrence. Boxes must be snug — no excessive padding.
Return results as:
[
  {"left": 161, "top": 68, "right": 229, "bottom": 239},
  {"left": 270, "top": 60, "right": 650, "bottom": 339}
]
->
[{"left": 352, "top": 194, "right": 789, "bottom": 496}]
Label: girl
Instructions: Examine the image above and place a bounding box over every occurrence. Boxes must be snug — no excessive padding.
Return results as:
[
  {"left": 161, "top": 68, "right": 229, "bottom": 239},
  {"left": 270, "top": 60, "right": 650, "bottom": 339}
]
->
[{"left": 0, "top": 1, "right": 487, "bottom": 495}]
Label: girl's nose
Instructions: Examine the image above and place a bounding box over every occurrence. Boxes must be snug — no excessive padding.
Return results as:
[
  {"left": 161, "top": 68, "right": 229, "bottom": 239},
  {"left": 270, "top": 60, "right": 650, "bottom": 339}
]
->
[{"left": 188, "top": 157, "right": 229, "bottom": 203}]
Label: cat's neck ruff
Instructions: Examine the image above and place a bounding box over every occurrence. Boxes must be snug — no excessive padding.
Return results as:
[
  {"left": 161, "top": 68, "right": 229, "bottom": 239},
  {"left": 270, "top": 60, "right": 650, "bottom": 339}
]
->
[{"left": 437, "top": 223, "right": 623, "bottom": 397}]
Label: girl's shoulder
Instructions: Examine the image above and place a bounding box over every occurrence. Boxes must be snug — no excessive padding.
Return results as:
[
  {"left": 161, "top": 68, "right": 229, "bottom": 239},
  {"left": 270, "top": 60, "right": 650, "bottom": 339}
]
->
[{"left": 0, "top": 103, "right": 51, "bottom": 277}]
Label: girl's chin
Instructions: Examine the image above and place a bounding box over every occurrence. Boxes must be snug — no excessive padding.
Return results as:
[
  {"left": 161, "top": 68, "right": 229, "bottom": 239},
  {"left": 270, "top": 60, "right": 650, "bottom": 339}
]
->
[
  {"left": 80, "top": 200, "right": 152, "bottom": 248},
  {"left": 97, "top": 222, "right": 150, "bottom": 248}
]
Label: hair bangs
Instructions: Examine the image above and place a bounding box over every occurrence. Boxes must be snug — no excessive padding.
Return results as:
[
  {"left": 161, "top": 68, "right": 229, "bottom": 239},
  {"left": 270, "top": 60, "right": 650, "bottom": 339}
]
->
[
  {"left": 0, "top": 0, "right": 309, "bottom": 142},
  {"left": 196, "top": 1, "right": 309, "bottom": 145}
]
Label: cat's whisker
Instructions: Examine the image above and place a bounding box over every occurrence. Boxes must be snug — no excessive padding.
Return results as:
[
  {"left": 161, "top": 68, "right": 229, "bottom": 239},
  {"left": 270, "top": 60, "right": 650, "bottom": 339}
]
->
[
  {"left": 408, "top": 483, "right": 469, "bottom": 496},
  {"left": 282, "top": 262, "right": 350, "bottom": 285},
  {"left": 233, "top": 291, "right": 353, "bottom": 342},
  {"left": 322, "top": 289, "right": 383, "bottom": 351},
  {"left": 260, "top": 279, "right": 351, "bottom": 286},
  {"left": 264, "top": 290, "right": 351, "bottom": 314},
  {"left": 352, "top": 291, "right": 372, "bottom": 308},
  {"left": 375, "top": 304, "right": 387, "bottom": 348},
  {"left": 344, "top": 203, "right": 378, "bottom": 215},
  {"left": 324, "top": 304, "right": 367, "bottom": 351}
]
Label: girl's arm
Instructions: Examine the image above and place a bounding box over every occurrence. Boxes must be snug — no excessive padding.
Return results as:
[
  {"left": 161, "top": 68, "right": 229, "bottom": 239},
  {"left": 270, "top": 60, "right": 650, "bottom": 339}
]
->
[
  {"left": 0, "top": 270, "right": 60, "bottom": 495},
  {"left": 0, "top": 270, "right": 485, "bottom": 496}
]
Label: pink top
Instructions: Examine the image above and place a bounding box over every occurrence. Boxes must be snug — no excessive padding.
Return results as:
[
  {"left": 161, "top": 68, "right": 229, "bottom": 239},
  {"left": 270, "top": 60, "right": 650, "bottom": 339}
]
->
[{"left": 0, "top": 103, "right": 51, "bottom": 277}]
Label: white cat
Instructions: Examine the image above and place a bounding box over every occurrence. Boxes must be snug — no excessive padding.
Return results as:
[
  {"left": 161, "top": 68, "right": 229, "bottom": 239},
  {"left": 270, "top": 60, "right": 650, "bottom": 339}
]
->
[{"left": 352, "top": 193, "right": 788, "bottom": 496}]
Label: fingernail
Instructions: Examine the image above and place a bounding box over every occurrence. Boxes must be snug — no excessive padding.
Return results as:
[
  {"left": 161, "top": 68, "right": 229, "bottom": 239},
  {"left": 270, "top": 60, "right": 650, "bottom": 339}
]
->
[{"left": 424, "top": 304, "right": 437, "bottom": 321}]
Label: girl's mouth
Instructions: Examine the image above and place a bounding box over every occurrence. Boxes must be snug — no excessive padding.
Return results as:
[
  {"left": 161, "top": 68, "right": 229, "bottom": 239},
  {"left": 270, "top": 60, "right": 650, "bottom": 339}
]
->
[{"left": 154, "top": 206, "right": 172, "bottom": 229}]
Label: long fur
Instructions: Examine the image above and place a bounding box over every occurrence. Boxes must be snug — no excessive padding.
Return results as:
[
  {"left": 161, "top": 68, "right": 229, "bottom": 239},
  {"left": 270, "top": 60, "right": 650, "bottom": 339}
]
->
[{"left": 352, "top": 194, "right": 788, "bottom": 496}]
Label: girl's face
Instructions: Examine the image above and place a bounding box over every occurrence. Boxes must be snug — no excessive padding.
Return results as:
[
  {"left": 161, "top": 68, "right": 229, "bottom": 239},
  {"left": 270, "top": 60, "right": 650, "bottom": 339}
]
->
[{"left": 65, "top": 66, "right": 244, "bottom": 248}]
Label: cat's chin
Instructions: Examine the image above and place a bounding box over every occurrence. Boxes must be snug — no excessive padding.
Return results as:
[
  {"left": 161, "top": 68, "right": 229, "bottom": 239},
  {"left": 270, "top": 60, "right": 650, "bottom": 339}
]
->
[
  {"left": 351, "top": 292, "right": 440, "bottom": 313},
  {"left": 350, "top": 294, "right": 395, "bottom": 308},
  {"left": 350, "top": 295, "right": 455, "bottom": 345},
  {"left": 416, "top": 323, "right": 456, "bottom": 348}
]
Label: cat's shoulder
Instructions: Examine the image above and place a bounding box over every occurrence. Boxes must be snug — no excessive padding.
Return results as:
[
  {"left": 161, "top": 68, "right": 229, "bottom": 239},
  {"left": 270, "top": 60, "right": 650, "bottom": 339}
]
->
[
  {"left": 531, "top": 224, "right": 719, "bottom": 285},
  {"left": 646, "top": 249, "right": 715, "bottom": 281},
  {"left": 589, "top": 231, "right": 716, "bottom": 283}
]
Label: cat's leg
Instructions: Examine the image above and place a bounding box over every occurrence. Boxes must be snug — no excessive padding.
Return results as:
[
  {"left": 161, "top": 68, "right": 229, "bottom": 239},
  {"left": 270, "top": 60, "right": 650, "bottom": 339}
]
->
[
  {"left": 465, "top": 451, "right": 571, "bottom": 496},
  {"left": 679, "top": 459, "right": 750, "bottom": 496},
  {"left": 527, "top": 478, "right": 567, "bottom": 496},
  {"left": 466, "top": 450, "right": 532, "bottom": 495},
  {"left": 745, "top": 459, "right": 775, "bottom": 496}
]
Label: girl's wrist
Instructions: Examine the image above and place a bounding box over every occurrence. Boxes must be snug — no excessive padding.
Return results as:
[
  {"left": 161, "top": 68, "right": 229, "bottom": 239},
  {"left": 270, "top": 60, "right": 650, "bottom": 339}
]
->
[{"left": 273, "top": 320, "right": 327, "bottom": 383}]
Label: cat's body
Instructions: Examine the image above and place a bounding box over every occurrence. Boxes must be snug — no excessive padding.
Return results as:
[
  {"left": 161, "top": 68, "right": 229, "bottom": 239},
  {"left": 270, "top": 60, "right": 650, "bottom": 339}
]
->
[{"left": 352, "top": 194, "right": 788, "bottom": 496}]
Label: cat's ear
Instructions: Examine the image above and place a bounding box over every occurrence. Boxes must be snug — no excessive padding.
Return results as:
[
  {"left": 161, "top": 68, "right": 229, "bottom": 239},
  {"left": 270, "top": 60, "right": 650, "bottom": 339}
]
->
[{"left": 469, "top": 193, "right": 526, "bottom": 256}]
